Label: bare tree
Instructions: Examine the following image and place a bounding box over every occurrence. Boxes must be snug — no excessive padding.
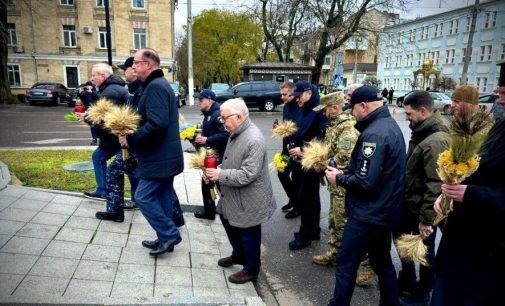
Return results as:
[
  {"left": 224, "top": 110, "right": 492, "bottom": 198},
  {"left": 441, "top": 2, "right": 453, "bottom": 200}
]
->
[{"left": 363, "top": 76, "right": 382, "bottom": 87}]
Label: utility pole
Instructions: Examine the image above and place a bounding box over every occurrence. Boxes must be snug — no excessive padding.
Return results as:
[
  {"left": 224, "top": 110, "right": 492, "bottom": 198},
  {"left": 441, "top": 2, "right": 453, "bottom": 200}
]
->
[
  {"left": 187, "top": 0, "right": 194, "bottom": 106},
  {"left": 461, "top": 0, "right": 479, "bottom": 85},
  {"left": 104, "top": 0, "right": 112, "bottom": 66}
]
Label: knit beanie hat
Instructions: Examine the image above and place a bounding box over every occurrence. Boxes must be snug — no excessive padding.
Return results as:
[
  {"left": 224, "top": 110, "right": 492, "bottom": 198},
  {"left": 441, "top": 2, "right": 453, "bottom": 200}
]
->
[{"left": 452, "top": 85, "right": 479, "bottom": 105}]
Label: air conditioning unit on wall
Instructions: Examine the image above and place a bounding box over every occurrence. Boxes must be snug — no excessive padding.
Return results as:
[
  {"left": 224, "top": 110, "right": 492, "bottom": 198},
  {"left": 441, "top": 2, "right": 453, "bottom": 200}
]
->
[{"left": 83, "top": 27, "right": 93, "bottom": 34}]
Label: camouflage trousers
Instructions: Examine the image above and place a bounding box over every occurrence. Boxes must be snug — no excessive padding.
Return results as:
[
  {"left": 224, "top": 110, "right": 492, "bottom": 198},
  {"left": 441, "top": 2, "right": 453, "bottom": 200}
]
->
[
  {"left": 327, "top": 193, "right": 347, "bottom": 255},
  {"left": 105, "top": 151, "right": 138, "bottom": 213}
]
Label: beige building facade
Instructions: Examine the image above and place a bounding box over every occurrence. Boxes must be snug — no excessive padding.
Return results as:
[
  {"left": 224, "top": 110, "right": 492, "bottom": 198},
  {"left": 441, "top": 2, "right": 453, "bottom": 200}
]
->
[{"left": 7, "top": 0, "right": 177, "bottom": 95}]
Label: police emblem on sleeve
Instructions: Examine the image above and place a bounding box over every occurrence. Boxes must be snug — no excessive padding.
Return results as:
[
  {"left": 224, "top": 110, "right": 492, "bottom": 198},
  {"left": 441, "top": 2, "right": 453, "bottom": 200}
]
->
[{"left": 362, "top": 142, "right": 376, "bottom": 158}]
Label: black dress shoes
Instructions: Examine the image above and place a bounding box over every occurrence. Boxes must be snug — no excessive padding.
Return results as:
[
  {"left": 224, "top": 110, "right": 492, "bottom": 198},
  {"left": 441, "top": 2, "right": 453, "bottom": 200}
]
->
[
  {"left": 289, "top": 237, "right": 312, "bottom": 250},
  {"left": 95, "top": 211, "right": 124, "bottom": 222},
  {"left": 149, "top": 236, "right": 182, "bottom": 256},
  {"left": 142, "top": 240, "right": 159, "bottom": 249},
  {"left": 281, "top": 203, "right": 293, "bottom": 212},
  {"left": 174, "top": 216, "right": 185, "bottom": 227},
  {"left": 194, "top": 212, "right": 215, "bottom": 220},
  {"left": 285, "top": 209, "right": 300, "bottom": 219}
]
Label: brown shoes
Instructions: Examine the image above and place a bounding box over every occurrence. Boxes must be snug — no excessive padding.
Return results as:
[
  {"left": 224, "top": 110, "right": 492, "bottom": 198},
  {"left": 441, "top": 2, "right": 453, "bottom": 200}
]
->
[
  {"left": 228, "top": 270, "right": 257, "bottom": 284},
  {"left": 218, "top": 256, "right": 243, "bottom": 267},
  {"left": 313, "top": 253, "right": 336, "bottom": 266}
]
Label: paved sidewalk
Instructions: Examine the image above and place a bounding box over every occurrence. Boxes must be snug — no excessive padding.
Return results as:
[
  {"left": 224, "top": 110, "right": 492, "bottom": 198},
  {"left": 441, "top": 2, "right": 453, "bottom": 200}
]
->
[{"left": 0, "top": 155, "right": 264, "bottom": 305}]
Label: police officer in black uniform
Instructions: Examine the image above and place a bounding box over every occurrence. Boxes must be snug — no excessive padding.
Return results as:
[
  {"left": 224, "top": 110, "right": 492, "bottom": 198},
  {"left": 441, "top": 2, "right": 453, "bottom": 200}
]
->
[
  {"left": 193, "top": 89, "right": 229, "bottom": 220},
  {"left": 325, "top": 85, "right": 406, "bottom": 306}
]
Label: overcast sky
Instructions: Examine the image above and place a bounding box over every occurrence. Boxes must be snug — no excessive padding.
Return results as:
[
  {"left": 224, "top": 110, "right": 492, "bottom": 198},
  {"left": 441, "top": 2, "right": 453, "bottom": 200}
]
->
[{"left": 173, "top": 0, "right": 480, "bottom": 35}]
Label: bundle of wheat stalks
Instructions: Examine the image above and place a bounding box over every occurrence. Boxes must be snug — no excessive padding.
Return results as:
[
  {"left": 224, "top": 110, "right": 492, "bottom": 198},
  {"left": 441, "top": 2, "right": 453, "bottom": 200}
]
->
[
  {"left": 301, "top": 140, "right": 328, "bottom": 173},
  {"left": 272, "top": 121, "right": 298, "bottom": 139},
  {"left": 188, "top": 148, "right": 207, "bottom": 170},
  {"left": 395, "top": 234, "right": 429, "bottom": 266},
  {"left": 103, "top": 105, "right": 141, "bottom": 159},
  {"left": 86, "top": 98, "right": 114, "bottom": 125}
]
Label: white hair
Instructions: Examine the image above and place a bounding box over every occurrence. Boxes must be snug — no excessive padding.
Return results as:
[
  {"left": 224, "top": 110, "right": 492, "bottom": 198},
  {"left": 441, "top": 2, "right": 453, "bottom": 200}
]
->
[
  {"left": 92, "top": 63, "right": 113, "bottom": 77},
  {"left": 220, "top": 98, "right": 249, "bottom": 118},
  {"left": 348, "top": 83, "right": 362, "bottom": 92}
]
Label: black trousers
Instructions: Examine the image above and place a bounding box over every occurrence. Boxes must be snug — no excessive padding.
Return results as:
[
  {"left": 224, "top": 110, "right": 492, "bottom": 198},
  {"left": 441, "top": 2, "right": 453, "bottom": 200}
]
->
[
  {"left": 292, "top": 162, "right": 321, "bottom": 239},
  {"left": 201, "top": 178, "right": 216, "bottom": 215},
  {"left": 277, "top": 163, "right": 295, "bottom": 205}
]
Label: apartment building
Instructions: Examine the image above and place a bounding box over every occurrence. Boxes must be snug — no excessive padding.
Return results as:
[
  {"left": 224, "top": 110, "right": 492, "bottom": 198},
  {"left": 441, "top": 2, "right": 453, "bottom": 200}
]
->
[
  {"left": 6, "top": 0, "right": 177, "bottom": 95},
  {"left": 377, "top": 0, "right": 505, "bottom": 96}
]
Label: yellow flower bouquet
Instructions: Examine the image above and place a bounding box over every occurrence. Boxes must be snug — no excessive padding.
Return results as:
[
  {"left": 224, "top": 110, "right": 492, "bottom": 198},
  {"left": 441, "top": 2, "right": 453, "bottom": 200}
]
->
[
  {"left": 269, "top": 152, "right": 290, "bottom": 173},
  {"left": 179, "top": 124, "right": 197, "bottom": 141}
]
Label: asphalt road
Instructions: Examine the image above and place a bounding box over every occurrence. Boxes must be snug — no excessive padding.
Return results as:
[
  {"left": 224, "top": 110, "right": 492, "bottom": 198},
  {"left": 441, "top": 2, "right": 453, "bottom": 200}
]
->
[{"left": 0, "top": 102, "right": 419, "bottom": 306}]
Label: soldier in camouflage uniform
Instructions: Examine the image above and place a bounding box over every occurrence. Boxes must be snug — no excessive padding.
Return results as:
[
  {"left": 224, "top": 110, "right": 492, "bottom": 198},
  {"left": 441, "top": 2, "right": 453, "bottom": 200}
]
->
[{"left": 312, "top": 92, "right": 359, "bottom": 265}]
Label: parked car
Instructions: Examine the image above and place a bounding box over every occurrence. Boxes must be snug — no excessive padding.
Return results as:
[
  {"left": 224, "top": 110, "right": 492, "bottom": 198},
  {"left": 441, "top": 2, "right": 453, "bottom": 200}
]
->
[
  {"left": 210, "top": 83, "right": 232, "bottom": 95},
  {"left": 25, "top": 83, "right": 69, "bottom": 106},
  {"left": 168, "top": 82, "right": 186, "bottom": 108},
  {"left": 214, "top": 81, "right": 282, "bottom": 112},
  {"left": 396, "top": 90, "right": 453, "bottom": 115}
]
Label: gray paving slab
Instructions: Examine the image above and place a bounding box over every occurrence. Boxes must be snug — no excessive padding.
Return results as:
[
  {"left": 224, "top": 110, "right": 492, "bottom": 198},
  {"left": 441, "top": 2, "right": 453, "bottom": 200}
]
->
[
  {"left": 97, "top": 219, "right": 131, "bottom": 234},
  {"left": 230, "top": 287, "right": 259, "bottom": 298},
  {"left": 0, "top": 273, "right": 24, "bottom": 295},
  {"left": 189, "top": 236, "right": 221, "bottom": 255},
  {"left": 155, "top": 247, "right": 191, "bottom": 267},
  {"left": 55, "top": 226, "right": 95, "bottom": 243},
  {"left": 42, "top": 201, "right": 79, "bottom": 215},
  {"left": 0, "top": 207, "right": 38, "bottom": 222},
  {"left": 92, "top": 231, "right": 128, "bottom": 247},
  {"left": 115, "top": 263, "right": 154, "bottom": 284},
  {"left": 131, "top": 211, "right": 149, "bottom": 224},
  {"left": 17, "top": 222, "right": 60, "bottom": 239},
  {"left": 82, "top": 244, "right": 122, "bottom": 263},
  {"left": 10, "top": 198, "right": 48, "bottom": 211},
  {"left": 192, "top": 268, "right": 228, "bottom": 289},
  {"left": 156, "top": 266, "right": 192, "bottom": 286},
  {"left": 31, "top": 211, "right": 69, "bottom": 226},
  {"left": 42, "top": 240, "right": 87, "bottom": 259},
  {"left": 0, "top": 252, "right": 38, "bottom": 274},
  {"left": 12, "top": 275, "right": 69, "bottom": 297},
  {"left": 130, "top": 222, "right": 157, "bottom": 237},
  {"left": 65, "top": 215, "right": 100, "bottom": 230},
  {"left": 110, "top": 282, "right": 153, "bottom": 298},
  {"left": 51, "top": 194, "right": 82, "bottom": 205},
  {"left": 22, "top": 190, "right": 56, "bottom": 202},
  {"left": 29, "top": 256, "right": 79, "bottom": 278},
  {"left": 0, "top": 234, "right": 10, "bottom": 248},
  {"left": 193, "top": 286, "right": 230, "bottom": 298},
  {"left": 119, "top": 246, "right": 155, "bottom": 265},
  {"left": 0, "top": 186, "right": 27, "bottom": 198},
  {"left": 191, "top": 252, "right": 221, "bottom": 270},
  {"left": 0, "top": 219, "right": 25, "bottom": 235},
  {"left": 64, "top": 278, "right": 113, "bottom": 298},
  {"left": 73, "top": 203, "right": 102, "bottom": 218},
  {"left": 0, "top": 236, "right": 50, "bottom": 255},
  {"left": 0, "top": 195, "right": 18, "bottom": 208},
  {"left": 154, "top": 284, "right": 193, "bottom": 298},
  {"left": 73, "top": 260, "right": 118, "bottom": 281}
]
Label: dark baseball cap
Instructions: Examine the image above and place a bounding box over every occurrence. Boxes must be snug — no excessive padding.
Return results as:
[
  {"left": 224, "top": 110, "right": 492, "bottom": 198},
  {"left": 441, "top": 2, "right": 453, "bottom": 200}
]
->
[
  {"left": 350, "top": 85, "right": 382, "bottom": 105},
  {"left": 293, "top": 80, "right": 312, "bottom": 97},
  {"left": 196, "top": 89, "right": 216, "bottom": 100},
  {"left": 118, "top": 57, "right": 134, "bottom": 70}
]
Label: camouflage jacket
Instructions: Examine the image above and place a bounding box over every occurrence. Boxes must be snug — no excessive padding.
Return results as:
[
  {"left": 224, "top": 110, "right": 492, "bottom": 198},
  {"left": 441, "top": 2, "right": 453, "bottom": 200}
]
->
[{"left": 324, "top": 112, "right": 359, "bottom": 196}]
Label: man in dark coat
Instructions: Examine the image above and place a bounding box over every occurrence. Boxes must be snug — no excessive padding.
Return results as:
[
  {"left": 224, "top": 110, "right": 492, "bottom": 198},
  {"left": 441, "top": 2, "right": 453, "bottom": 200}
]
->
[
  {"left": 119, "top": 48, "right": 183, "bottom": 256},
  {"left": 388, "top": 87, "right": 395, "bottom": 104},
  {"left": 432, "top": 87, "right": 505, "bottom": 306},
  {"left": 193, "top": 89, "right": 229, "bottom": 220},
  {"left": 277, "top": 81, "right": 299, "bottom": 216},
  {"left": 381, "top": 87, "right": 388, "bottom": 100},
  {"left": 326, "top": 85, "right": 406, "bottom": 306},
  {"left": 288, "top": 80, "right": 328, "bottom": 250},
  {"left": 80, "top": 63, "right": 129, "bottom": 201}
]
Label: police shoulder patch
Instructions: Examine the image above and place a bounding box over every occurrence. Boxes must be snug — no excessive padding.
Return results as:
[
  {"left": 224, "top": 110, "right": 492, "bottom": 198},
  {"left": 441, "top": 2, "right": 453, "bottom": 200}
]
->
[{"left": 362, "top": 142, "right": 376, "bottom": 158}]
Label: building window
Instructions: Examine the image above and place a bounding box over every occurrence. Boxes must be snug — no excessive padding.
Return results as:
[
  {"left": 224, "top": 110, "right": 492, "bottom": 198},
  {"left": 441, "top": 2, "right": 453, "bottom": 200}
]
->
[
  {"left": 387, "top": 33, "right": 393, "bottom": 45},
  {"left": 445, "top": 49, "right": 455, "bottom": 64},
  {"left": 501, "top": 44, "right": 505, "bottom": 60},
  {"left": 63, "top": 25, "right": 77, "bottom": 47},
  {"left": 421, "top": 26, "right": 429, "bottom": 39},
  {"left": 96, "top": 0, "right": 104, "bottom": 7},
  {"left": 7, "top": 0, "right": 14, "bottom": 4},
  {"left": 484, "top": 11, "right": 497, "bottom": 28},
  {"left": 132, "top": 0, "right": 145, "bottom": 9},
  {"left": 462, "top": 47, "right": 472, "bottom": 60},
  {"left": 324, "top": 56, "right": 331, "bottom": 66},
  {"left": 397, "top": 32, "right": 402, "bottom": 44},
  {"left": 98, "top": 27, "right": 108, "bottom": 49},
  {"left": 395, "top": 55, "right": 402, "bottom": 68},
  {"left": 434, "top": 23, "right": 443, "bottom": 37},
  {"left": 133, "top": 28, "right": 146, "bottom": 50},
  {"left": 7, "top": 23, "right": 17, "bottom": 46},
  {"left": 406, "top": 54, "right": 413, "bottom": 66},
  {"left": 431, "top": 51, "right": 440, "bottom": 65},
  {"left": 409, "top": 29, "right": 416, "bottom": 42},
  {"left": 385, "top": 56, "right": 391, "bottom": 68},
  {"left": 449, "top": 19, "right": 458, "bottom": 35},
  {"left": 418, "top": 52, "right": 426, "bottom": 66},
  {"left": 480, "top": 45, "right": 492, "bottom": 61},
  {"left": 60, "top": 0, "right": 74, "bottom": 5},
  {"left": 7, "top": 64, "right": 21, "bottom": 87},
  {"left": 476, "top": 77, "right": 487, "bottom": 93}
]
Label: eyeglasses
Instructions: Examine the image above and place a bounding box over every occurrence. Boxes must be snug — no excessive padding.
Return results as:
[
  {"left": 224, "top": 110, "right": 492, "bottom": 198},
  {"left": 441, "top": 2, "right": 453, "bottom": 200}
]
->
[
  {"left": 281, "top": 93, "right": 293, "bottom": 97},
  {"left": 218, "top": 113, "right": 239, "bottom": 123},
  {"left": 133, "top": 60, "right": 148, "bottom": 65}
]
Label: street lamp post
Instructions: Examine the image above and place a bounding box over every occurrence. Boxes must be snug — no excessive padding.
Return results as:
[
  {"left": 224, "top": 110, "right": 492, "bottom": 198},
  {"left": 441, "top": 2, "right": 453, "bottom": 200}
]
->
[
  {"left": 104, "top": 0, "right": 112, "bottom": 66},
  {"left": 187, "top": 0, "right": 194, "bottom": 105}
]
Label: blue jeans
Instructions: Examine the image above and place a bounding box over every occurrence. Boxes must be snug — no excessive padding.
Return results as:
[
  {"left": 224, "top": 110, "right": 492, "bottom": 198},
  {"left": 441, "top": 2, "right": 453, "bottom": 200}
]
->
[
  {"left": 329, "top": 218, "right": 399, "bottom": 306},
  {"left": 90, "top": 127, "right": 97, "bottom": 140},
  {"left": 92, "top": 147, "right": 116, "bottom": 196},
  {"left": 135, "top": 177, "right": 180, "bottom": 243},
  {"left": 220, "top": 215, "right": 261, "bottom": 276}
]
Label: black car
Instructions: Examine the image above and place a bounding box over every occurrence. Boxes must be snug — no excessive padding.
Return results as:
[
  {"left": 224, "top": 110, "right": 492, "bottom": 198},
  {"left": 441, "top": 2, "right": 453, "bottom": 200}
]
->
[
  {"left": 26, "top": 83, "right": 69, "bottom": 106},
  {"left": 214, "top": 81, "right": 282, "bottom": 112}
]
